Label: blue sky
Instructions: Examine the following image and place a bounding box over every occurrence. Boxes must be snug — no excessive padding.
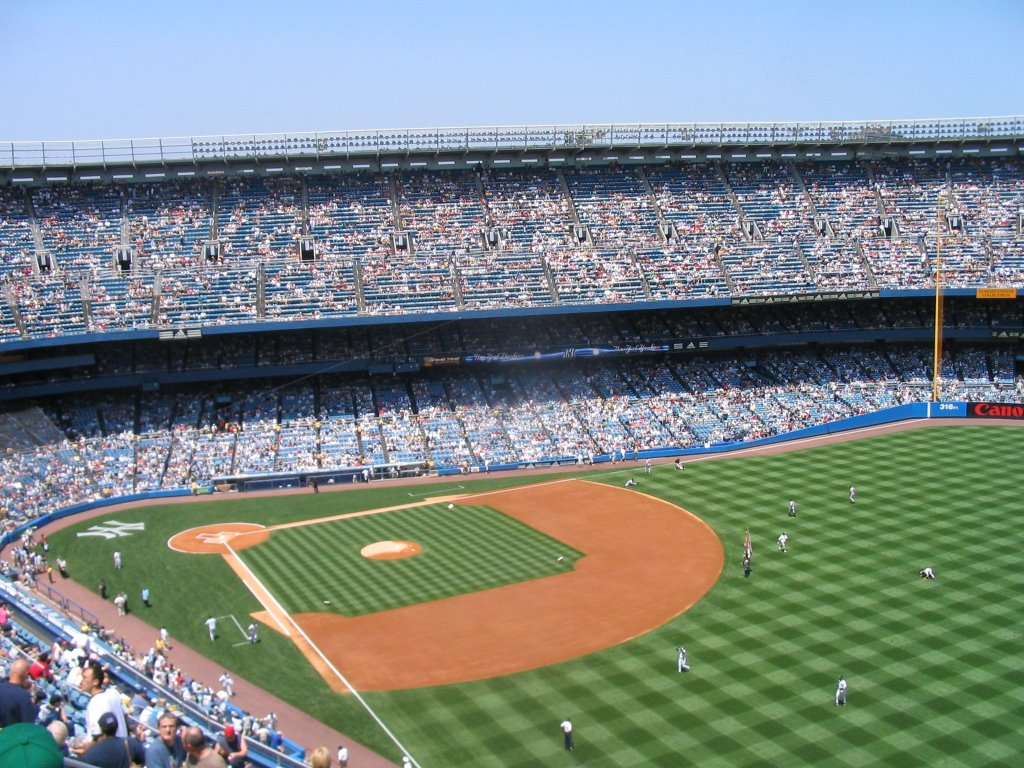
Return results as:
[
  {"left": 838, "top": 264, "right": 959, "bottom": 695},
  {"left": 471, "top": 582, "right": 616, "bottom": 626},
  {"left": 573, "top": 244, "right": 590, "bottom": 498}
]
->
[{"left": 2, "top": 0, "right": 1021, "bottom": 141}]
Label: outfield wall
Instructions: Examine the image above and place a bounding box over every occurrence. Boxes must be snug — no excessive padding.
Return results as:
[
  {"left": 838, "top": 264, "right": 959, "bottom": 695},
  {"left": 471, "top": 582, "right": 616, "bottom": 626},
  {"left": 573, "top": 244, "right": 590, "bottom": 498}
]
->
[{"left": 443, "top": 401, "right": 966, "bottom": 474}]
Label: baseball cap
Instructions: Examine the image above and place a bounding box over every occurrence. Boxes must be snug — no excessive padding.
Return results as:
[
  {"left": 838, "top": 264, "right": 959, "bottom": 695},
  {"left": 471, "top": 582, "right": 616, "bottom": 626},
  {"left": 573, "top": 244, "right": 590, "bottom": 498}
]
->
[
  {"left": 0, "top": 723, "right": 63, "bottom": 768},
  {"left": 98, "top": 711, "right": 119, "bottom": 735},
  {"left": 224, "top": 725, "right": 236, "bottom": 738}
]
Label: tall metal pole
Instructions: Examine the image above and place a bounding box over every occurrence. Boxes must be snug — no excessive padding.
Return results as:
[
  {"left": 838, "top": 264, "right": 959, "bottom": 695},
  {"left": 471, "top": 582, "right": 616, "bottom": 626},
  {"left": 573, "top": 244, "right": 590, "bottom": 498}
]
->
[{"left": 931, "top": 193, "right": 946, "bottom": 403}]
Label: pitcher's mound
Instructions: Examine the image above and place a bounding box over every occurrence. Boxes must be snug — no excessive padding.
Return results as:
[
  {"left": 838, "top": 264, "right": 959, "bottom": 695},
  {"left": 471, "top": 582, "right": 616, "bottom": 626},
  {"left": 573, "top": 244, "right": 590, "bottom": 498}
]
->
[{"left": 361, "top": 540, "right": 423, "bottom": 560}]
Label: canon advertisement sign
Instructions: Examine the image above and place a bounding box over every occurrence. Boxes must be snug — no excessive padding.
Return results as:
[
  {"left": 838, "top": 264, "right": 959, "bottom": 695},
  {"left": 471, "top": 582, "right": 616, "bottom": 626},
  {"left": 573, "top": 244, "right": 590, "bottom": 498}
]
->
[{"left": 968, "top": 402, "right": 1024, "bottom": 420}]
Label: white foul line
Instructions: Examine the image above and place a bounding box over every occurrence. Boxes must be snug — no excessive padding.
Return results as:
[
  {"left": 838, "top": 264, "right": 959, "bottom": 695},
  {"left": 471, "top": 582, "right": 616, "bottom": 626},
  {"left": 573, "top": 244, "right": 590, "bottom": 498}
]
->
[{"left": 223, "top": 540, "right": 421, "bottom": 767}]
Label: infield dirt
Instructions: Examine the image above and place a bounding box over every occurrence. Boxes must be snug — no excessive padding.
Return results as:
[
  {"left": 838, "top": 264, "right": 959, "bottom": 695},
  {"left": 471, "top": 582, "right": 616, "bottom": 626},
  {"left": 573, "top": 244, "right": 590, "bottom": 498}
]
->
[{"left": 170, "top": 478, "right": 724, "bottom": 691}]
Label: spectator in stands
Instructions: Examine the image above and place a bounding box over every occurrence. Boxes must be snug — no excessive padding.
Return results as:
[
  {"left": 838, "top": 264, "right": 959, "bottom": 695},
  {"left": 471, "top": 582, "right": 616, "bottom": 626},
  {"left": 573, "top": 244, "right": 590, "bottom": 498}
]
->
[
  {"left": 309, "top": 746, "right": 332, "bottom": 768},
  {"left": 46, "top": 719, "right": 70, "bottom": 757},
  {"left": 27, "top": 651, "right": 52, "bottom": 682},
  {"left": 215, "top": 724, "right": 248, "bottom": 768},
  {"left": 77, "top": 660, "right": 129, "bottom": 750},
  {"left": 0, "top": 722, "right": 63, "bottom": 768},
  {"left": 182, "top": 725, "right": 227, "bottom": 768},
  {"left": 36, "top": 693, "right": 67, "bottom": 728},
  {"left": 0, "top": 658, "right": 38, "bottom": 726},
  {"left": 144, "top": 711, "right": 186, "bottom": 768},
  {"left": 80, "top": 710, "right": 145, "bottom": 768}
]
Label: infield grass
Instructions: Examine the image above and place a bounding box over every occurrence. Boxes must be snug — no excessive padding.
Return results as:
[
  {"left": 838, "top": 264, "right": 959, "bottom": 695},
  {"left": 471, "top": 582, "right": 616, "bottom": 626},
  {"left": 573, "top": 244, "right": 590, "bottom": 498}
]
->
[
  {"left": 48, "top": 425, "right": 1024, "bottom": 767},
  {"left": 240, "top": 503, "right": 584, "bottom": 615}
]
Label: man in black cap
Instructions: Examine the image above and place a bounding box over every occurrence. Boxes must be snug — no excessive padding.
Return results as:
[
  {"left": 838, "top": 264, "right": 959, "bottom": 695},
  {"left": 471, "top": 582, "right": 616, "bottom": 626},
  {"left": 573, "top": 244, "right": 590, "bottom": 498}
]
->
[{"left": 80, "top": 711, "right": 145, "bottom": 768}]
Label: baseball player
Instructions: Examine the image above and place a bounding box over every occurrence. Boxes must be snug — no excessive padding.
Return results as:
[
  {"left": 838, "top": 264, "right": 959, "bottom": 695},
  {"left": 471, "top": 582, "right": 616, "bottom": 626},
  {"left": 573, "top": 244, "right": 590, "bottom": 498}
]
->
[{"left": 835, "top": 676, "right": 847, "bottom": 705}]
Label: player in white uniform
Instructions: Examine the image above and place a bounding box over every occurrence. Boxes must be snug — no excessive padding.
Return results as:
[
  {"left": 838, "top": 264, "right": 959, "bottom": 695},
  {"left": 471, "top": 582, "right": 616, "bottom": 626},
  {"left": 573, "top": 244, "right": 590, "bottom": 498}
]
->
[{"left": 835, "top": 676, "right": 847, "bottom": 705}]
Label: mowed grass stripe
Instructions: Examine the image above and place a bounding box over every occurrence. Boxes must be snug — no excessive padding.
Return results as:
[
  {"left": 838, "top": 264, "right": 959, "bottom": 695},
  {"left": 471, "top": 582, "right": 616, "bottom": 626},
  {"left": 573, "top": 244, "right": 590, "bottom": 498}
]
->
[
  {"left": 240, "top": 503, "right": 584, "bottom": 616},
  {"left": 359, "top": 426, "right": 1023, "bottom": 767}
]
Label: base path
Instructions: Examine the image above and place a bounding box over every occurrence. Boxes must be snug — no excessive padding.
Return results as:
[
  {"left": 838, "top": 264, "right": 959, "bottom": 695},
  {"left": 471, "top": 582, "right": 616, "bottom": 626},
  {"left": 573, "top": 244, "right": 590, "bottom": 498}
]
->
[{"left": 173, "top": 479, "right": 724, "bottom": 691}]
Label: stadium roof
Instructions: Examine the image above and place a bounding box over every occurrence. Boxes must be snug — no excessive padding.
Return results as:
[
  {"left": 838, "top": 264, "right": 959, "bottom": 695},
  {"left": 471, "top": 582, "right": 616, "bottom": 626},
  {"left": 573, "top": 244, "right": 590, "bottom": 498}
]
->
[{"left": 3, "top": 116, "right": 1023, "bottom": 181}]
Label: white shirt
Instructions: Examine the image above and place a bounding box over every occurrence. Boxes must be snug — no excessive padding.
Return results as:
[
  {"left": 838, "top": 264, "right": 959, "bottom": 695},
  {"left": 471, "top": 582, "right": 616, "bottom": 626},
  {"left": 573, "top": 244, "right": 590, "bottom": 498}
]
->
[
  {"left": 560, "top": 720, "right": 573, "bottom": 733},
  {"left": 87, "top": 686, "right": 128, "bottom": 738},
  {"left": 778, "top": 534, "right": 788, "bottom": 545}
]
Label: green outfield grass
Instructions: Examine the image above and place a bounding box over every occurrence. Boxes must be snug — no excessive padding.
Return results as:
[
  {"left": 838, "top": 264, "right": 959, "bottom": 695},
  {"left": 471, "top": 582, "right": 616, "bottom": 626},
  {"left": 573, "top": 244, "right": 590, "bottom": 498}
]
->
[
  {"left": 240, "top": 503, "right": 584, "bottom": 615},
  {"left": 47, "top": 425, "right": 1024, "bottom": 767}
]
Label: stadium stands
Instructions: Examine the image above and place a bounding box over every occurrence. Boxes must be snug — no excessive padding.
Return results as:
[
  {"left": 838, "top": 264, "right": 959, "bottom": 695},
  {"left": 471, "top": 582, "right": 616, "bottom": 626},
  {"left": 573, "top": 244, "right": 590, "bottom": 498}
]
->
[
  {"left": 0, "top": 157, "right": 1020, "bottom": 342},
  {"left": 0, "top": 137, "right": 1022, "bottom": 768}
]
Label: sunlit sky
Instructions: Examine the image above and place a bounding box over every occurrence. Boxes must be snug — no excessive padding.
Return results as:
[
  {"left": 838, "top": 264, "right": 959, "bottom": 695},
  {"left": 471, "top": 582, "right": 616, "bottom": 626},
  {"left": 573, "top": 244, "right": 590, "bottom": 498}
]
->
[{"left": 2, "top": 0, "right": 1022, "bottom": 141}]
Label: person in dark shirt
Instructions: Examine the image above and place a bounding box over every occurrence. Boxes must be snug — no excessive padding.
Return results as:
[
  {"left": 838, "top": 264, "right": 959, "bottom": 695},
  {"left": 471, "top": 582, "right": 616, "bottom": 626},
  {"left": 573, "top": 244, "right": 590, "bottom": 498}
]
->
[
  {"left": 0, "top": 658, "right": 38, "bottom": 727},
  {"left": 81, "top": 711, "right": 146, "bottom": 768}
]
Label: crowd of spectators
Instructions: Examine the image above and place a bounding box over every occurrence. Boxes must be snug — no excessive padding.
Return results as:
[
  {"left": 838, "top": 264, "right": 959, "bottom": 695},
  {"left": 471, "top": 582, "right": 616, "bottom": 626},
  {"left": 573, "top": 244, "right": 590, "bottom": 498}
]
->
[
  {"left": 0, "top": 158, "right": 1021, "bottom": 341},
  {"left": 126, "top": 181, "right": 212, "bottom": 272},
  {"left": 0, "top": 187, "right": 35, "bottom": 278},
  {"left": 217, "top": 178, "right": 303, "bottom": 261},
  {"left": 395, "top": 171, "right": 486, "bottom": 255},
  {"left": 0, "top": 342, "right": 1019, "bottom": 526},
  {"left": 0, "top": 582, "right": 299, "bottom": 764}
]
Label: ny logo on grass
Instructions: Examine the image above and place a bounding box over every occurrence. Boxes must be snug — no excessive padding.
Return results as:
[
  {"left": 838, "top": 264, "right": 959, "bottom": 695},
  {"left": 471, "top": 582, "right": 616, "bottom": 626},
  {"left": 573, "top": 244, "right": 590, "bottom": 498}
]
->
[{"left": 76, "top": 520, "right": 146, "bottom": 539}]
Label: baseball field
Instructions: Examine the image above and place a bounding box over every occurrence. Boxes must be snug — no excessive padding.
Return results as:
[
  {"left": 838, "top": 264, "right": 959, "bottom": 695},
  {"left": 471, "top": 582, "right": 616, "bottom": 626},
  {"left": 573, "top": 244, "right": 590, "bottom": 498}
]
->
[{"left": 48, "top": 423, "right": 1024, "bottom": 767}]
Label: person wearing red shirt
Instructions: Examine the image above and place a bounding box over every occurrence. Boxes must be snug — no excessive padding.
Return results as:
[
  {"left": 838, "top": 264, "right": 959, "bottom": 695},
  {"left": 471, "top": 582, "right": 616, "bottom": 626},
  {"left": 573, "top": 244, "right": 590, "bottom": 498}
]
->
[{"left": 28, "top": 652, "right": 52, "bottom": 682}]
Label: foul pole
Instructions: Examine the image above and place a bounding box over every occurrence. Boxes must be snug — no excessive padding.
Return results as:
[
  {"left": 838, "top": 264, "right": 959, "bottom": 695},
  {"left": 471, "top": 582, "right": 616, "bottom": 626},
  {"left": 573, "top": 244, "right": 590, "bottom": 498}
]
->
[{"left": 931, "top": 193, "right": 947, "bottom": 403}]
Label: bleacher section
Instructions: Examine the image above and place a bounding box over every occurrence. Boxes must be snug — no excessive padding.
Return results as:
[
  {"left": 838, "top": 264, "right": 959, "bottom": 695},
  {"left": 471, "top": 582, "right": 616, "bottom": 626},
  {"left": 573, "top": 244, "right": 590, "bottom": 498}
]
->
[
  {"left": 0, "top": 159, "right": 1020, "bottom": 343},
  {"left": 1, "top": 336, "right": 1020, "bottom": 525}
]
